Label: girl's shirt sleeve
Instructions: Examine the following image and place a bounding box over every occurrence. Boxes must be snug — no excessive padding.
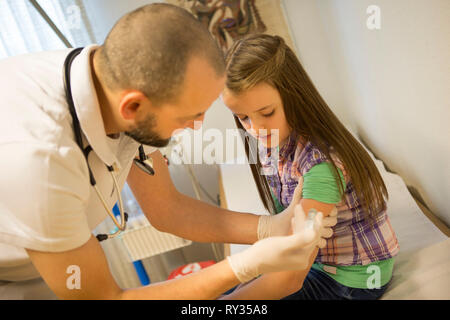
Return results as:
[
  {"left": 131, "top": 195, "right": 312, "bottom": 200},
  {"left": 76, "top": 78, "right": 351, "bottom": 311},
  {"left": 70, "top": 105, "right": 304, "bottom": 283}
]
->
[{"left": 302, "top": 162, "right": 346, "bottom": 204}]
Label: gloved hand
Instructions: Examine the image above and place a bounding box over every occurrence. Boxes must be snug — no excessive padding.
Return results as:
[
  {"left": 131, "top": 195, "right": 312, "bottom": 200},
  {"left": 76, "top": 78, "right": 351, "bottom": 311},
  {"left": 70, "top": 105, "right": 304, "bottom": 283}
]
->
[
  {"left": 227, "top": 206, "right": 327, "bottom": 283},
  {"left": 257, "top": 177, "right": 338, "bottom": 240}
]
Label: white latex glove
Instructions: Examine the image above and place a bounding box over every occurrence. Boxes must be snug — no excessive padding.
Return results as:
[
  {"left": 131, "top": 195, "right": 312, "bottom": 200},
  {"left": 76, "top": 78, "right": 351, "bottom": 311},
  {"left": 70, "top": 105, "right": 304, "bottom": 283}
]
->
[
  {"left": 257, "top": 177, "right": 338, "bottom": 239},
  {"left": 227, "top": 206, "right": 327, "bottom": 283}
]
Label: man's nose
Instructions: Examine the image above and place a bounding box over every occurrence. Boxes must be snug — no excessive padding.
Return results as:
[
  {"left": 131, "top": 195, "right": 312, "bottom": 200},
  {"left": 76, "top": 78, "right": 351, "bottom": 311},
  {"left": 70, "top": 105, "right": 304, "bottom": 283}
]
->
[{"left": 186, "top": 118, "right": 204, "bottom": 130}]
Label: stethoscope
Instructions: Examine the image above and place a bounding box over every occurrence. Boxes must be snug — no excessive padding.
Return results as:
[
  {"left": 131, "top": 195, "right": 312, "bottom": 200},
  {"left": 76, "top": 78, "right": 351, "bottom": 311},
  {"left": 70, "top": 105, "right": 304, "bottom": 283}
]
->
[{"left": 63, "top": 48, "right": 156, "bottom": 242}]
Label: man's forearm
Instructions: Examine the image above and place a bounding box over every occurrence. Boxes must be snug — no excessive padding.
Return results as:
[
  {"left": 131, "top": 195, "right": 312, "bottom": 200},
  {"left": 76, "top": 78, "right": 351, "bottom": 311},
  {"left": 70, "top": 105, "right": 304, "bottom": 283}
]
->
[
  {"left": 28, "top": 235, "right": 240, "bottom": 300},
  {"left": 121, "top": 259, "right": 240, "bottom": 300},
  {"left": 154, "top": 191, "right": 260, "bottom": 244},
  {"left": 126, "top": 154, "right": 260, "bottom": 245},
  {"left": 219, "top": 247, "right": 319, "bottom": 300}
]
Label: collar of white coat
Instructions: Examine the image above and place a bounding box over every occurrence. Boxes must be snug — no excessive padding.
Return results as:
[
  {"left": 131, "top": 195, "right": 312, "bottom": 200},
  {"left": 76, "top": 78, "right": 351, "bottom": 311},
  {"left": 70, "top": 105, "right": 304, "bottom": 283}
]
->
[{"left": 69, "top": 45, "right": 123, "bottom": 171}]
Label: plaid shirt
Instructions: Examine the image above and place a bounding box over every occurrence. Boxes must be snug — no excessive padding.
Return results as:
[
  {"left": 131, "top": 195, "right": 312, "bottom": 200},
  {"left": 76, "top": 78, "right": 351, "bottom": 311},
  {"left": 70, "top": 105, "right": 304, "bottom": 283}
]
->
[{"left": 259, "top": 132, "right": 400, "bottom": 266}]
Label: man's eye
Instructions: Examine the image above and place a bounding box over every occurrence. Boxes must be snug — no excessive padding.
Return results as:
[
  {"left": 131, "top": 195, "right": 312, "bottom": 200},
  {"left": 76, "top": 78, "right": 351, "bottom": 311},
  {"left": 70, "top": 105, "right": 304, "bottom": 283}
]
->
[{"left": 262, "top": 110, "right": 275, "bottom": 117}]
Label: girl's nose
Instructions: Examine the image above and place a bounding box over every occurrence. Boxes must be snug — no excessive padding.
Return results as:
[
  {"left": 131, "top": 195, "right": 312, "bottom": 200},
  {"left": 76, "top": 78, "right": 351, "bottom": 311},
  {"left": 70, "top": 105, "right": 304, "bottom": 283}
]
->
[{"left": 250, "top": 120, "right": 268, "bottom": 137}]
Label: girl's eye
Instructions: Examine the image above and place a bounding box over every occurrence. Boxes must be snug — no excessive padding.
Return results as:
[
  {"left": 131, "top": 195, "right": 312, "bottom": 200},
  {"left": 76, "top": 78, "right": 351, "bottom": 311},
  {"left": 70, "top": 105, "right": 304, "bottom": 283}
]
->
[
  {"left": 262, "top": 110, "right": 275, "bottom": 117},
  {"left": 239, "top": 116, "right": 249, "bottom": 122}
]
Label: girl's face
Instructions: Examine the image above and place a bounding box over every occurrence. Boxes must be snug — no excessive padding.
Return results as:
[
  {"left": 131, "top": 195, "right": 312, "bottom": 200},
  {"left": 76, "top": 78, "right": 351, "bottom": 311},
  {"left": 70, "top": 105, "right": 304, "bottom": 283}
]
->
[{"left": 222, "top": 82, "right": 291, "bottom": 148}]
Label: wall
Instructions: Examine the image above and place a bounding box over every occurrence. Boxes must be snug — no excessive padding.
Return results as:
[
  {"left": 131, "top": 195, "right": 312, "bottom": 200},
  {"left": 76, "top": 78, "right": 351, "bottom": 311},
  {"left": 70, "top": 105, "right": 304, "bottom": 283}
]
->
[
  {"left": 282, "top": 0, "right": 450, "bottom": 226},
  {"left": 83, "top": 0, "right": 158, "bottom": 42},
  {"left": 81, "top": 0, "right": 450, "bottom": 226}
]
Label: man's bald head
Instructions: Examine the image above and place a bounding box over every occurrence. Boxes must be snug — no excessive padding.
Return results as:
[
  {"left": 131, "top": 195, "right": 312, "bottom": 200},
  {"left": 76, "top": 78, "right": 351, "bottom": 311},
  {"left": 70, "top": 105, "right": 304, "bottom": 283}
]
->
[{"left": 97, "top": 3, "right": 225, "bottom": 106}]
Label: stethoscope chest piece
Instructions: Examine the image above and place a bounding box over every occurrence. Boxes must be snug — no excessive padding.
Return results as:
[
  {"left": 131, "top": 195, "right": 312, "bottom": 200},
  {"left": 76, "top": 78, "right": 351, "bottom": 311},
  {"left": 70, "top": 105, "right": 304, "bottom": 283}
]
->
[{"left": 134, "top": 145, "right": 155, "bottom": 176}]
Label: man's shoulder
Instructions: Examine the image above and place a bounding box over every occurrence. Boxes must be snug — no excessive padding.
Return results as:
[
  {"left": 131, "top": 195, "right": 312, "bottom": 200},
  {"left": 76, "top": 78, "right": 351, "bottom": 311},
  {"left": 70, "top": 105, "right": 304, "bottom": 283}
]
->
[
  {"left": 0, "top": 49, "right": 71, "bottom": 75},
  {"left": 0, "top": 49, "right": 77, "bottom": 150},
  {"left": 0, "top": 49, "right": 72, "bottom": 68},
  {"left": 0, "top": 49, "right": 71, "bottom": 99}
]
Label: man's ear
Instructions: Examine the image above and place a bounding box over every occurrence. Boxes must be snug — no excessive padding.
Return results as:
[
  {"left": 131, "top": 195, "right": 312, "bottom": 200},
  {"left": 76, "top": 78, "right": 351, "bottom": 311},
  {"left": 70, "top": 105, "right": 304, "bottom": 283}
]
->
[{"left": 118, "top": 90, "right": 148, "bottom": 121}]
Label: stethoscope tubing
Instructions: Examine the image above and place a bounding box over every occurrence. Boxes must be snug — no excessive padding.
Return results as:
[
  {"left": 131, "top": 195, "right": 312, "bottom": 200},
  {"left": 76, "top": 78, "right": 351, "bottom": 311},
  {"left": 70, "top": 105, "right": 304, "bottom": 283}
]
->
[{"left": 63, "top": 48, "right": 127, "bottom": 240}]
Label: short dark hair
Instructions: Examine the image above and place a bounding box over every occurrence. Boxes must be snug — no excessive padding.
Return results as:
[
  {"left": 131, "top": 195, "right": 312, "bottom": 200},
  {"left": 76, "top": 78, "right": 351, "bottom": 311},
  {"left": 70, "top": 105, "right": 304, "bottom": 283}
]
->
[{"left": 98, "top": 3, "right": 225, "bottom": 105}]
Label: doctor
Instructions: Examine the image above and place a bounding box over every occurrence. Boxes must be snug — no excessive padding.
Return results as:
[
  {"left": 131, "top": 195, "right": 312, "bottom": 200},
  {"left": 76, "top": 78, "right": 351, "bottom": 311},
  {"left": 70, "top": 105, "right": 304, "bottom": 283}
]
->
[{"left": 0, "top": 4, "right": 336, "bottom": 300}]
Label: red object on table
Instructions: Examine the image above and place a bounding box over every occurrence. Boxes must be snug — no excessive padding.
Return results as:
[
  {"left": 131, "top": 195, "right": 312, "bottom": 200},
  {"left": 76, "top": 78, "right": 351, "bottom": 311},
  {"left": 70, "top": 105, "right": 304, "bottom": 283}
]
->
[{"left": 168, "top": 260, "right": 216, "bottom": 280}]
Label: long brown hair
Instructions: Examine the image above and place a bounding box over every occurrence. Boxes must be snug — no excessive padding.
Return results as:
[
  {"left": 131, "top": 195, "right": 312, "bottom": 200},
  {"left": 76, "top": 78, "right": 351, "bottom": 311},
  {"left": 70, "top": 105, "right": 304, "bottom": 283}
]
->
[{"left": 225, "top": 34, "right": 388, "bottom": 222}]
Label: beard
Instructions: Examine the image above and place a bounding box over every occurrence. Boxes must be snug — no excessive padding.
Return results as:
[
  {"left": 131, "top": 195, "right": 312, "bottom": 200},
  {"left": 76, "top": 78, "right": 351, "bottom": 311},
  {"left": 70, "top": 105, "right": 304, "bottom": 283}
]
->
[{"left": 125, "top": 112, "right": 171, "bottom": 148}]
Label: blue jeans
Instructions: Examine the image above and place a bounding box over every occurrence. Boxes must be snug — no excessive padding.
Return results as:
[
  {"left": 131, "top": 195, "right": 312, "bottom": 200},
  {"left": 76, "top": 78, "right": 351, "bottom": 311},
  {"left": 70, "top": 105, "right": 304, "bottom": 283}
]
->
[{"left": 281, "top": 267, "right": 390, "bottom": 300}]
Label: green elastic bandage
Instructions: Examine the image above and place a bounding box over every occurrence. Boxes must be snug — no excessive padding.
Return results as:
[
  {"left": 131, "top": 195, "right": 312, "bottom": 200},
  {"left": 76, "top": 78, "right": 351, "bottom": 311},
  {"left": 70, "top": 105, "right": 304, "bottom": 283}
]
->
[{"left": 302, "top": 162, "right": 346, "bottom": 204}]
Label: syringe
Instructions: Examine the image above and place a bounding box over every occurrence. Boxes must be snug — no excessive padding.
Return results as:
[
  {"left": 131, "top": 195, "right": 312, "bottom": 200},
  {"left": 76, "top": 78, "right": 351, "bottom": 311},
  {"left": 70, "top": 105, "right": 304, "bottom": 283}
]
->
[{"left": 305, "top": 208, "right": 318, "bottom": 230}]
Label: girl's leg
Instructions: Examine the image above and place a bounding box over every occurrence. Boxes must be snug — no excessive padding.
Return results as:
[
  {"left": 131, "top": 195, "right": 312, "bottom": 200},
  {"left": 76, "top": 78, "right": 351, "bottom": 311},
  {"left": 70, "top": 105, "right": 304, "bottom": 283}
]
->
[{"left": 281, "top": 268, "right": 390, "bottom": 300}]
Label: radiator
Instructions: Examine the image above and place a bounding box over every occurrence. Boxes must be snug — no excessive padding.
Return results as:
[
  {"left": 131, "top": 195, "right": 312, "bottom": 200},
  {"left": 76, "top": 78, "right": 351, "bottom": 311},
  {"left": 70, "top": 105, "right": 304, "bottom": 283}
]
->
[{"left": 119, "top": 214, "right": 192, "bottom": 262}]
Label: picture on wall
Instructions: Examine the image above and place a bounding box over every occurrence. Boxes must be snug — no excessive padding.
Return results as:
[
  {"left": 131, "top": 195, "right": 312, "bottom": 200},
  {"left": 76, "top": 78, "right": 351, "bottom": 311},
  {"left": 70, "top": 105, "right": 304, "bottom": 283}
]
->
[{"left": 167, "top": 0, "right": 296, "bottom": 53}]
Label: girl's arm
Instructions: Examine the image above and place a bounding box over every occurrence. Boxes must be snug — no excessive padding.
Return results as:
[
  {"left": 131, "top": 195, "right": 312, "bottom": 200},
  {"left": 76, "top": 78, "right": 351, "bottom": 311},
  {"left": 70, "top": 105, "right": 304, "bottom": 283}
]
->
[
  {"left": 300, "top": 199, "right": 336, "bottom": 218},
  {"left": 219, "top": 268, "right": 313, "bottom": 300}
]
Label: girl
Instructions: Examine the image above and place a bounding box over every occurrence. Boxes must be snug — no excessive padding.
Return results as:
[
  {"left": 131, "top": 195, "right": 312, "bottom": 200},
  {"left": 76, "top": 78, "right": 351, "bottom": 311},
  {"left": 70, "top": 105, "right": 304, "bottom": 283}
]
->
[{"left": 222, "top": 34, "right": 399, "bottom": 300}]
